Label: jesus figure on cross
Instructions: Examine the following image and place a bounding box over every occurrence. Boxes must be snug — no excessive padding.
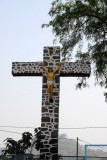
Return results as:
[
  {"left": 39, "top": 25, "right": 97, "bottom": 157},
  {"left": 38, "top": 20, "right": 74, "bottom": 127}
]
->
[{"left": 41, "top": 62, "right": 61, "bottom": 102}]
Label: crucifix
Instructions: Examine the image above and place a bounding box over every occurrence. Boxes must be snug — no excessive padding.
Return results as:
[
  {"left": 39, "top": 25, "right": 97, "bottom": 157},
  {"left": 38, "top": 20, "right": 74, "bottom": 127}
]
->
[{"left": 12, "top": 46, "right": 91, "bottom": 160}]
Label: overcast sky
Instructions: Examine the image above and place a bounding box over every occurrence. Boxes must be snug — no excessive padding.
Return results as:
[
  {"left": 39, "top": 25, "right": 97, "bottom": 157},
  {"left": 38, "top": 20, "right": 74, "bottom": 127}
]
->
[{"left": 0, "top": 0, "right": 107, "bottom": 150}]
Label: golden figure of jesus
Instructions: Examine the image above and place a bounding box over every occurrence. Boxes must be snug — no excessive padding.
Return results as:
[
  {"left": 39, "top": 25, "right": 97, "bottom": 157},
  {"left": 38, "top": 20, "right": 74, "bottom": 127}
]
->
[{"left": 41, "top": 63, "right": 61, "bottom": 102}]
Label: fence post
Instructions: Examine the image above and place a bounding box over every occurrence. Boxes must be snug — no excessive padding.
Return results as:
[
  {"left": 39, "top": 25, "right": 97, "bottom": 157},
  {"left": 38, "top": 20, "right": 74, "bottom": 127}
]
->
[
  {"left": 24, "top": 155, "right": 26, "bottom": 160},
  {"left": 14, "top": 147, "right": 16, "bottom": 160},
  {"left": 84, "top": 145, "right": 87, "bottom": 160},
  {"left": 77, "top": 137, "right": 78, "bottom": 160}
]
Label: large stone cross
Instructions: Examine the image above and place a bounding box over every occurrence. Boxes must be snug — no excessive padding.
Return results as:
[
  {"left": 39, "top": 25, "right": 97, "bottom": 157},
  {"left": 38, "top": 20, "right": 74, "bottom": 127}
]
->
[{"left": 12, "top": 46, "right": 91, "bottom": 160}]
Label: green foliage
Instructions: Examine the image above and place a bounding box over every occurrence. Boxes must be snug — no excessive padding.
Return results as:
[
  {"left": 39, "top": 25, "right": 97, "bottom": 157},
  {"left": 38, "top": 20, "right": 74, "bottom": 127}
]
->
[
  {"left": 104, "top": 92, "right": 107, "bottom": 102},
  {"left": 34, "top": 128, "right": 41, "bottom": 151},
  {"left": 2, "top": 138, "right": 24, "bottom": 156},
  {"left": 42, "top": 0, "right": 107, "bottom": 101},
  {"left": 2, "top": 128, "right": 41, "bottom": 156}
]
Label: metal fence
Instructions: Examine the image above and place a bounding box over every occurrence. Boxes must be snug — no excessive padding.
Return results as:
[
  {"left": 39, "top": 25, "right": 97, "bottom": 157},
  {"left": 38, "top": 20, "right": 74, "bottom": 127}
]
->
[
  {"left": 0, "top": 155, "right": 107, "bottom": 160},
  {"left": 0, "top": 155, "right": 40, "bottom": 160},
  {"left": 61, "top": 156, "right": 107, "bottom": 160},
  {"left": 60, "top": 156, "right": 84, "bottom": 160},
  {"left": 84, "top": 157, "right": 107, "bottom": 160}
]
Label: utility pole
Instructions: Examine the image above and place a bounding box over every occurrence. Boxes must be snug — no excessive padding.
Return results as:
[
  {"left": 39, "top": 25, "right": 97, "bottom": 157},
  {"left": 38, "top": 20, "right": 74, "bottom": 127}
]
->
[{"left": 77, "top": 137, "right": 78, "bottom": 160}]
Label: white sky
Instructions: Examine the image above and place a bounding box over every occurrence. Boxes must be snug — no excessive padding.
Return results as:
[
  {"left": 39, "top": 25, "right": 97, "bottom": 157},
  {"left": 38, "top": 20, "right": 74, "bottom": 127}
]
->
[{"left": 0, "top": 0, "right": 107, "bottom": 150}]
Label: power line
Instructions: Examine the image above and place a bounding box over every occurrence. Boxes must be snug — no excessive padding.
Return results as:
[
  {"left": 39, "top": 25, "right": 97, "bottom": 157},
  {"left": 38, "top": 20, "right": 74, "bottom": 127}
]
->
[
  {"left": 59, "top": 137, "right": 92, "bottom": 145},
  {"left": 0, "top": 130, "right": 76, "bottom": 141},
  {"left": 59, "top": 138, "right": 75, "bottom": 140},
  {"left": 0, "top": 129, "right": 91, "bottom": 144},
  {"left": 78, "top": 139, "right": 92, "bottom": 145},
  {"left": 0, "top": 130, "right": 94, "bottom": 146},
  {"left": 0, "top": 130, "right": 22, "bottom": 134},
  {"left": 0, "top": 126, "right": 107, "bottom": 130},
  {"left": 59, "top": 127, "right": 107, "bottom": 129},
  {"left": 0, "top": 126, "right": 34, "bottom": 129}
]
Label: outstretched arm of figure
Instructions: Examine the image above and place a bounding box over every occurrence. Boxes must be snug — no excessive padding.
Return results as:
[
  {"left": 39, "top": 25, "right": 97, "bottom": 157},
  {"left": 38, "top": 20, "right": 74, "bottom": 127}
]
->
[
  {"left": 54, "top": 63, "right": 61, "bottom": 74},
  {"left": 41, "top": 63, "right": 48, "bottom": 74}
]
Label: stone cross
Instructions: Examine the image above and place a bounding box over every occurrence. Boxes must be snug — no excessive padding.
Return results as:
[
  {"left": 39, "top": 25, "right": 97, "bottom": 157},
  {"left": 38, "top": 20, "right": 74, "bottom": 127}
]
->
[{"left": 12, "top": 46, "right": 91, "bottom": 160}]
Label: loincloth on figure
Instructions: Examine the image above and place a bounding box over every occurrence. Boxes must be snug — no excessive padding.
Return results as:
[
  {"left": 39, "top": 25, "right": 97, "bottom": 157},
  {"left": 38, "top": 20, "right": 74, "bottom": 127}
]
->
[{"left": 47, "top": 80, "right": 54, "bottom": 85}]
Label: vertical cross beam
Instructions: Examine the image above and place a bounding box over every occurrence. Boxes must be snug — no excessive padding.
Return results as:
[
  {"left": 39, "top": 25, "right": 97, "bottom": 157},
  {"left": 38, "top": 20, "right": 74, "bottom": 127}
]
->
[{"left": 40, "top": 47, "right": 60, "bottom": 160}]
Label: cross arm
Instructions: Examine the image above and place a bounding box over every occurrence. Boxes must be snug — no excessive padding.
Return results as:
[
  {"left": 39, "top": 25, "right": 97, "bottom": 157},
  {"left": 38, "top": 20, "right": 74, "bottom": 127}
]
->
[
  {"left": 12, "top": 62, "right": 43, "bottom": 76},
  {"left": 60, "top": 62, "right": 91, "bottom": 77}
]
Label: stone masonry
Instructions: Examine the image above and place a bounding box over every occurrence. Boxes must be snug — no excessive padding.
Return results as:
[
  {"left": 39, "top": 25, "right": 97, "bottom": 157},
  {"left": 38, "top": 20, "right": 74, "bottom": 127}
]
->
[
  {"left": 12, "top": 61, "right": 90, "bottom": 77},
  {"left": 12, "top": 46, "right": 91, "bottom": 160},
  {"left": 40, "top": 47, "right": 60, "bottom": 160}
]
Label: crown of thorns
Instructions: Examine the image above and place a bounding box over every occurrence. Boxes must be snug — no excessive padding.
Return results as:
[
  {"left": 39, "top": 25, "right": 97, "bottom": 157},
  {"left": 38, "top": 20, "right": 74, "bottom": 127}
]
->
[{"left": 48, "top": 68, "right": 53, "bottom": 72}]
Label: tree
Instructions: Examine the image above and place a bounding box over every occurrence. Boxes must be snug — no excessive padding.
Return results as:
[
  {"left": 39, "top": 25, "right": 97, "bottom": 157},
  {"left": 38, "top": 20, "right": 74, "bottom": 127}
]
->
[
  {"left": 2, "top": 138, "right": 24, "bottom": 156},
  {"left": 2, "top": 128, "right": 41, "bottom": 156},
  {"left": 42, "top": 0, "right": 107, "bottom": 101}
]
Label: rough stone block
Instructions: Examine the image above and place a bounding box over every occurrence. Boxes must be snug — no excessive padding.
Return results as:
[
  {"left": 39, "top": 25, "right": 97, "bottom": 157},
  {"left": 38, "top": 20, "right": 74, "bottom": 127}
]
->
[
  {"left": 40, "top": 149, "right": 49, "bottom": 153},
  {"left": 42, "top": 117, "right": 50, "bottom": 122},
  {"left": 49, "top": 139, "right": 58, "bottom": 144},
  {"left": 54, "top": 107, "right": 58, "bottom": 113},
  {"left": 43, "top": 76, "right": 47, "bottom": 83},
  {"left": 55, "top": 75, "right": 59, "bottom": 83},
  {"left": 40, "top": 154, "right": 45, "bottom": 159},
  {"left": 50, "top": 147, "right": 58, "bottom": 153},
  {"left": 52, "top": 154, "right": 59, "bottom": 160},
  {"left": 54, "top": 124, "right": 58, "bottom": 129},
  {"left": 42, "top": 107, "right": 48, "bottom": 112},
  {"left": 55, "top": 118, "right": 58, "bottom": 123},
  {"left": 53, "top": 92, "right": 58, "bottom": 96},
  {"left": 41, "top": 128, "right": 48, "bottom": 131},
  {"left": 51, "top": 130, "right": 58, "bottom": 138},
  {"left": 40, "top": 142, "right": 44, "bottom": 148}
]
